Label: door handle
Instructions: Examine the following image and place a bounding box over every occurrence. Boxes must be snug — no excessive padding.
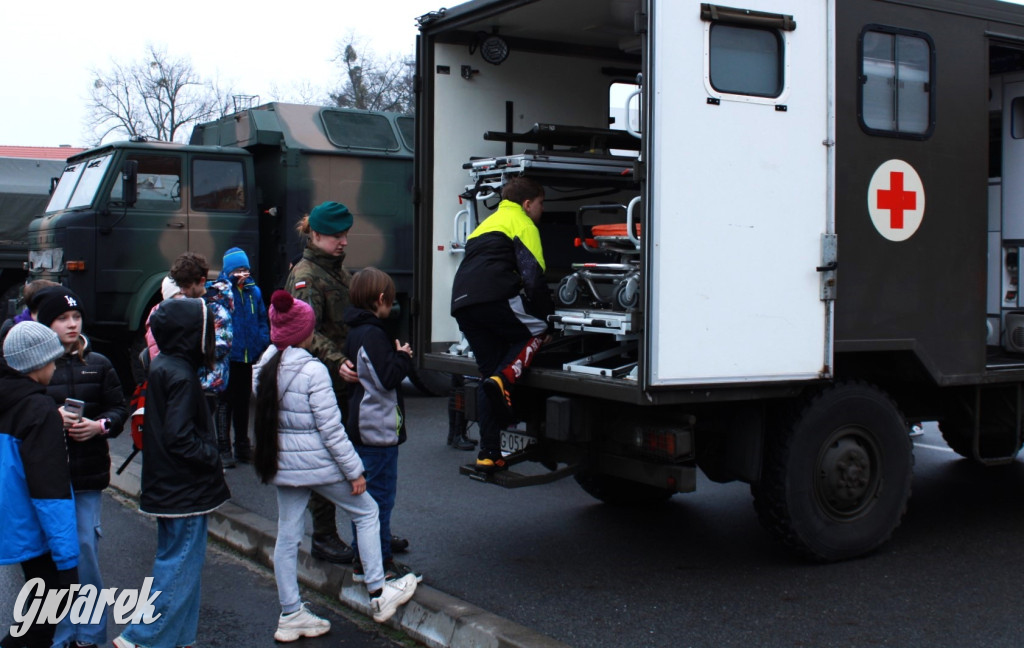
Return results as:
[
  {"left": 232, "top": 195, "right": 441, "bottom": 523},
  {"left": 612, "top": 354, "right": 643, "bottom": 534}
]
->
[{"left": 166, "top": 222, "right": 185, "bottom": 229}]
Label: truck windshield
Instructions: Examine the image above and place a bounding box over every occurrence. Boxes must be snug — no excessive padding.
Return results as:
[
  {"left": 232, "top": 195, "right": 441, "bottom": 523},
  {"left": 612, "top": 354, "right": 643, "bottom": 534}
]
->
[{"left": 45, "top": 154, "right": 113, "bottom": 213}]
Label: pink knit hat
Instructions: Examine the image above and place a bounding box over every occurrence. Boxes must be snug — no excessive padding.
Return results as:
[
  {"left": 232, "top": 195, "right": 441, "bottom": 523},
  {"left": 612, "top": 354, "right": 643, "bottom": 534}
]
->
[{"left": 269, "top": 290, "right": 315, "bottom": 349}]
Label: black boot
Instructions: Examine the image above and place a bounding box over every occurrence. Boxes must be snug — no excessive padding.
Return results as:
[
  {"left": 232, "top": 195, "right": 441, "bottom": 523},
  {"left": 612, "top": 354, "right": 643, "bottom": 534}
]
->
[
  {"left": 447, "top": 384, "right": 477, "bottom": 450},
  {"left": 311, "top": 533, "right": 354, "bottom": 564},
  {"left": 450, "top": 434, "right": 477, "bottom": 451},
  {"left": 211, "top": 397, "right": 235, "bottom": 468},
  {"left": 390, "top": 535, "right": 410, "bottom": 554}
]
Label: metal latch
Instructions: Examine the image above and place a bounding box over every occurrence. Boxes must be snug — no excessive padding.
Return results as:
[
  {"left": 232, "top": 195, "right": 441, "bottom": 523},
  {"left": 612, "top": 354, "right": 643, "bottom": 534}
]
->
[{"left": 817, "top": 233, "right": 837, "bottom": 301}]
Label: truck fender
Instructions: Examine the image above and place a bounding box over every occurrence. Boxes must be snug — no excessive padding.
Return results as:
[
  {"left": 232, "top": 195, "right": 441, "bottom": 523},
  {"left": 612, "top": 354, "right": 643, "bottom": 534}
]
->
[{"left": 126, "top": 273, "right": 168, "bottom": 332}]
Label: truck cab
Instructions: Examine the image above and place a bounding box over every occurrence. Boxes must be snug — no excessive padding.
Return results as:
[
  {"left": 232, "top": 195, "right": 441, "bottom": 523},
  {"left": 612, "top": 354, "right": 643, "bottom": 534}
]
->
[{"left": 28, "top": 140, "right": 257, "bottom": 342}]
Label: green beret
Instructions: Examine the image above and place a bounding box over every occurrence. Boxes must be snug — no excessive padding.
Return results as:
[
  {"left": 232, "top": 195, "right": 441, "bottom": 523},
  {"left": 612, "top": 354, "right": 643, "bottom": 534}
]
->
[{"left": 309, "top": 201, "right": 353, "bottom": 234}]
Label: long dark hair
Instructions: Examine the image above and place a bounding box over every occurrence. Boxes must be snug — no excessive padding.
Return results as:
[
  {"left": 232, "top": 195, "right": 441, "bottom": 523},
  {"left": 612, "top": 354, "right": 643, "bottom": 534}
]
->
[{"left": 253, "top": 350, "right": 283, "bottom": 483}]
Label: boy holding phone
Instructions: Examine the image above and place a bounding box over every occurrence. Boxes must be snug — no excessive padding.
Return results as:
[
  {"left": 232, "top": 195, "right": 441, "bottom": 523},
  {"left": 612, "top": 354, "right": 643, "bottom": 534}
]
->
[{"left": 33, "top": 286, "right": 127, "bottom": 648}]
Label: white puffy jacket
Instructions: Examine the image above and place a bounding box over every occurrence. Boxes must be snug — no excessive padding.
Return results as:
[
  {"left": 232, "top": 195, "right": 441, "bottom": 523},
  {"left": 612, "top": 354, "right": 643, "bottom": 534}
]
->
[{"left": 252, "top": 346, "right": 364, "bottom": 487}]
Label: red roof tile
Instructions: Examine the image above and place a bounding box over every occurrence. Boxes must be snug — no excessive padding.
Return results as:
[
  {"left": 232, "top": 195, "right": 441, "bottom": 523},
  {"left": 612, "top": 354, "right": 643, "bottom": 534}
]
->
[{"left": 0, "top": 146, "right": 86, "bottom": 160}]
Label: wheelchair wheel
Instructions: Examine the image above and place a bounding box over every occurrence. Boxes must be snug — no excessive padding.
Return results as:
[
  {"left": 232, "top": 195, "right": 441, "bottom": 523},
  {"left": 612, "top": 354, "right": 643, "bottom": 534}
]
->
[
  {"left": 615, "top": 276, "right": 638, "bottom": 310},
  {"left": 558, "top": 275, "right": 581, "bottom": 306}
]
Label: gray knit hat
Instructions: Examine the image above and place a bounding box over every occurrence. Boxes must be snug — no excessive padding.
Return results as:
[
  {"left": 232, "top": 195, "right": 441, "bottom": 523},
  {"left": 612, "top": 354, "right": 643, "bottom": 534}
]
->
[{"left": 3, "top": 321, "right": 64, "bottom": 373}]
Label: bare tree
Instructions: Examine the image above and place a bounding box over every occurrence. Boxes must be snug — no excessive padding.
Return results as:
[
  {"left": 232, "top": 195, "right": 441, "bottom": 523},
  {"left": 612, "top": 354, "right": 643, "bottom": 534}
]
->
[
  {"left": 328, "top": 39, "right": 415, "bottom": 114},
  {"left": 86, "top": 44, "right": 227, "bottom": 145}
]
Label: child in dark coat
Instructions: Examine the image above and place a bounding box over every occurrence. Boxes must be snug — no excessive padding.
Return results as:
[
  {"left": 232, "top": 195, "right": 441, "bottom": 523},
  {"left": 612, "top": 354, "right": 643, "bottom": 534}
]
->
[
  {"left": 343, "top": 267, "right": 417, "bottom": 581},
  {"left": 0, "top": 321, "right": 77, "bottom": 648}
]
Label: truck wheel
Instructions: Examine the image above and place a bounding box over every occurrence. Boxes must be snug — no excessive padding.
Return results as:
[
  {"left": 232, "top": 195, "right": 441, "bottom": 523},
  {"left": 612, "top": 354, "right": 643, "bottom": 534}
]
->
[
  {"left": 409, "top": 368, "right": 453, "bottom": 397},
  {"left": 751, "top": 381, "right": 913, "bottom": 562},
  {"left": 937, "top": 386, "right": 1024, "bottom": 462},
  {"left": 574, "top": 470, "right": 674, "bottom": 506}
]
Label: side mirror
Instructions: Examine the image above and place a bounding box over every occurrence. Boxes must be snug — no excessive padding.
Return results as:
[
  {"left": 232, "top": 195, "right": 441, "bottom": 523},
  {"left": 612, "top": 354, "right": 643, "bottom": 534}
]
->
[
  {"left": 122, "top": 160, "right": 139, "bottom": 207},
  {"left": 49, "top": 177, "right": 59, "bottom": 196}
]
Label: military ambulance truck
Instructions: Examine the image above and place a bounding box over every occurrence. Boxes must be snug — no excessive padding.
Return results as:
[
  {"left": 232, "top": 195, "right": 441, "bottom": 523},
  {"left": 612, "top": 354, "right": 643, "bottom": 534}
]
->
[
  {"left": 413, "top": 0, "right": 1024, "bottom": 561},
  {"left": 27, "top": 103, "right": 414, "bottom": 385}
]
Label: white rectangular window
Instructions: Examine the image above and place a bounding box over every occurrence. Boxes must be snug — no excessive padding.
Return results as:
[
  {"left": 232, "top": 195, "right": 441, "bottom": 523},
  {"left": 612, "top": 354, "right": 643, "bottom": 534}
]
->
[{"left": 860, "top": 27, "right": 934, "bottom": 138}]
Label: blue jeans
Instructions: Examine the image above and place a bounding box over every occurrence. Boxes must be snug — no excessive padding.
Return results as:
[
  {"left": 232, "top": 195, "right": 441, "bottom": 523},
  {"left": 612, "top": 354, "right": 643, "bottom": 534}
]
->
[
  {"left": 351, "top": 445, "right": 398, "bottom": 563},
  {"left": 52, "top": 491, "right": 105, "bottom": 648},
  {"left": 120, "top": 515, "right": 208, "bottom": 648}
]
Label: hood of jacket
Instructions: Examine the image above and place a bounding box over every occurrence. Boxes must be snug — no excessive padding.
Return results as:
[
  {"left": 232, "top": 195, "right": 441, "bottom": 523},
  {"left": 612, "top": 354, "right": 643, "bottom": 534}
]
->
[
  {"left": 204, "top": 278, "right": 234, "bottom": 309},
  {"left": 342, "top": 306, "right": 384, "bottom": 331},
  {"left": 150, "top": 298, "right": 207, "bottom": 368},
  {"left": 0, "top": 363, "right": 47, "bottom": 409}
]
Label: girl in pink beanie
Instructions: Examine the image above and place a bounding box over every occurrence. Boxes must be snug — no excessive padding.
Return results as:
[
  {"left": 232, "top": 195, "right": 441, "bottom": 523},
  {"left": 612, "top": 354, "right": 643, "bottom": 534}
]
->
[{"left": 252, "top": 291, "right": 417, "bottom": 639}]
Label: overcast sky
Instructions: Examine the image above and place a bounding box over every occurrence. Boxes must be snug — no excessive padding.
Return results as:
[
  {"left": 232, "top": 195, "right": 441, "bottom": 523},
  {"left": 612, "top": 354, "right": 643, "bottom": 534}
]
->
[
  {"left": 6, "top": 0, "right": 1024, "bottom": 148},
  {"left": 0, "top": 0, "right": 442, "bottom": 147}
]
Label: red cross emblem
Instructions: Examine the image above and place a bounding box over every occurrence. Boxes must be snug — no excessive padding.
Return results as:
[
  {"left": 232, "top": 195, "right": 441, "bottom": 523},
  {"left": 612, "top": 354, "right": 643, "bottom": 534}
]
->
[
  {"left": 867, "top": 160, "right": 925, "bottom": 242},
  {"left": 876, "top": 171, "right": 917, "bottom": 229}
]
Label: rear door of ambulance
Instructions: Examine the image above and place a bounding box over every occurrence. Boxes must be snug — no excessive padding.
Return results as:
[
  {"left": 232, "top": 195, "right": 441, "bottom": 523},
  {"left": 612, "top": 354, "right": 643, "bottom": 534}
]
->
[{"left": 644, "top": 0, "right": 833, "bottom": 388}]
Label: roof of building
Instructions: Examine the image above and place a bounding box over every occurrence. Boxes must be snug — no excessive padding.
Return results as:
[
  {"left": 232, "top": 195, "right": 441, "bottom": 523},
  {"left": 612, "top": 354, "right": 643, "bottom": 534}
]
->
[{"left": 0, "top": 145, "right": 86, "bottom": 160}]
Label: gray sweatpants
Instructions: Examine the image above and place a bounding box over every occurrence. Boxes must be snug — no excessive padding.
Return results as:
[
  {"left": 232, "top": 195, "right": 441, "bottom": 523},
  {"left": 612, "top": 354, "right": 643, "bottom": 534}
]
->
[{"left": 274, "top": 482, "right": 384, "bottom": 612}]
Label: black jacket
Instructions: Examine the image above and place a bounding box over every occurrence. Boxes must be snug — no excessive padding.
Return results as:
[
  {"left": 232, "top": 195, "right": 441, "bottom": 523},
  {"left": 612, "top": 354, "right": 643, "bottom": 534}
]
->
[
  {"left": 141, "top": 298, "right": 230, "bottom": 516},
  {"left": 45, "top": 336, "right": 127, "bottom": 492},
  {"left": 343, "top": 307, "right": 411, "bottom": 446}
]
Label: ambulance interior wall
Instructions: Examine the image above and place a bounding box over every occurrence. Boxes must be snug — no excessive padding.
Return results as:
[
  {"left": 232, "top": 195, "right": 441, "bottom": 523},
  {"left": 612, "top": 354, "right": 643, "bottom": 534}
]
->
[{"left": 429, "top": 41, "right": 638, "bottom": 348}]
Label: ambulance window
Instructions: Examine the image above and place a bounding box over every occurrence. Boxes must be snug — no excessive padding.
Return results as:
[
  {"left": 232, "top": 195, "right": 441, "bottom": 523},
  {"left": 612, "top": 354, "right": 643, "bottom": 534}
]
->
[
  {"left": 859, "top": 27, "right": 934, "bottom": 138},
  {"left": 321, "top": 109, "right": 400, "bottom": 152},
  {"left": 708, "top": 25, "right": 783, "bottom": 98}
]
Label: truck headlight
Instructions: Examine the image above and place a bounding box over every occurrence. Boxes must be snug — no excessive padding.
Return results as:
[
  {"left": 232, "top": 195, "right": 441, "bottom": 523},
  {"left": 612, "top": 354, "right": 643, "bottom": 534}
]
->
[{"left": 29, "top": 248, "right": 64, "bottom": 271}]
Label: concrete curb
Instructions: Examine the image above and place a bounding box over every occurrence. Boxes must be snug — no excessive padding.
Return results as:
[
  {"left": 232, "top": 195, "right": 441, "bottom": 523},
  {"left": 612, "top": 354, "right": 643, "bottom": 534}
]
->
[{"left": 109, "top": 449, "right": 569, "bottom": 648}]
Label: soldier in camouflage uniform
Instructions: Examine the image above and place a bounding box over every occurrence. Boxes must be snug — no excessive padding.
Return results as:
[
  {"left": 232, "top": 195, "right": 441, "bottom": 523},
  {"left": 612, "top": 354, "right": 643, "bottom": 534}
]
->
[{"left": 286, "top": 201, "right": 409, "bottom": 563}]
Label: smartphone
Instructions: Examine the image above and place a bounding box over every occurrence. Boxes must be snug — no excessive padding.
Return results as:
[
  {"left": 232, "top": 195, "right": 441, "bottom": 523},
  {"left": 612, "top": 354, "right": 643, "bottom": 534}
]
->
[{"left": 64, "top": 398, "right": 85, "bottom": 421}]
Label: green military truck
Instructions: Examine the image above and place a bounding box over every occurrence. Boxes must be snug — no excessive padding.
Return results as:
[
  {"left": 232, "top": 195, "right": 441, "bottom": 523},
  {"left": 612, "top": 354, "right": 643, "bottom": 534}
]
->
[{"left": 27, "top": 103, "right": 416, "bottom": 385}]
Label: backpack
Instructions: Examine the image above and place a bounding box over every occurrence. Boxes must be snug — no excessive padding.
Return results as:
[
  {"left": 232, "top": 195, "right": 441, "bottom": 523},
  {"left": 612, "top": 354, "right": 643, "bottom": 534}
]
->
[{"left": 115, "top": 377, "right": 146, "bottom": 475}]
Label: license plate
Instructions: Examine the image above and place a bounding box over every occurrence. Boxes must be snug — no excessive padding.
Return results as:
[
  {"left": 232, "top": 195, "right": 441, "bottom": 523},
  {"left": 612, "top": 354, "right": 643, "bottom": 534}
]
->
[{"left": 500, "top": 430, "right": 536, "bottom": 454}]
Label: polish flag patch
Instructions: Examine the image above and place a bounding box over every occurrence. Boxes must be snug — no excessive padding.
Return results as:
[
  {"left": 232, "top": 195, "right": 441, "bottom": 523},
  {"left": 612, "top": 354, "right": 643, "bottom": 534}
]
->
[{"left": 294, "top": 280, "right": 307, "bottom": 290}]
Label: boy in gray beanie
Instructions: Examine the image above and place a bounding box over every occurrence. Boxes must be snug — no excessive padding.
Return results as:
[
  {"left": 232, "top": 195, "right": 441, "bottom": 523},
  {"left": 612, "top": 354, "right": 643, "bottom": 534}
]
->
[{"left": 0, "top": 321, "right": 78, "bottom": 648}]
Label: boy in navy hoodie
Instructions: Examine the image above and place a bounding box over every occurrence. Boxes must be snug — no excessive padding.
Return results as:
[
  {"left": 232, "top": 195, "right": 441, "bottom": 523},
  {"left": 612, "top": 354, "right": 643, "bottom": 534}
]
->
[{"left": 343, "top": 267, "right": 417, "bottom": 581}]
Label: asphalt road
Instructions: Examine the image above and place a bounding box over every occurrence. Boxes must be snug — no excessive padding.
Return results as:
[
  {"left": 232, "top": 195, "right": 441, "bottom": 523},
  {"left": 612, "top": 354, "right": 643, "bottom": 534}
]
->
[
  {"left": 14, "top": 387, "right": 1024, "bottom": 648},
  {"left": 0, "top": 492, "right": 407, "bottom": 647},
  {"left": 104, "top": 389, "right": 1024, "bottom": 648}
]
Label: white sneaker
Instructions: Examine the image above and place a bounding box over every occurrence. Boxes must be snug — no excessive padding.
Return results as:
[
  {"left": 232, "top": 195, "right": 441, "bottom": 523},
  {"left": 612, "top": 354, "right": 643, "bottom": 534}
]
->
[
  {"left": 112, "top": 638, "right": 138, "bottom": 648},
  {"left": 274, "top": 602, "right": 331, "bottom": 642},
  {"left": 909, "top": 424, "right": 925, "bottom": 437},
  {"left": 370, "top": 573, "right": 418, "bottom": 623}
]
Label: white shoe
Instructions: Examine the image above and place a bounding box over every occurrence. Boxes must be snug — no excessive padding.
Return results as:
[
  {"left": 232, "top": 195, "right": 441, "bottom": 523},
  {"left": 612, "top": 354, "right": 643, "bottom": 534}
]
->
[
  {"left": 370, "top": 573, "right": 418, "bottom": 623},
  {"left": 909, "top": 424, "right": 925, "bottom": 437},
  {"left": 112, "top": 637, "right": 139, "bottom": 648},
  {"left": 274, "top": 602, "right": 331, "bottom": 642}
]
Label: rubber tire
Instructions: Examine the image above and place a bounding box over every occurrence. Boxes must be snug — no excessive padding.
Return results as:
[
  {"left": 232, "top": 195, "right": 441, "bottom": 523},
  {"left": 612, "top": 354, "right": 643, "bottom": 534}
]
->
[
  {"left": 409, "top": 368, "right": 452, "bottom": 397},
  {"left": 574, "top": 470, "right": 674, "bottom": 506},
  {"left": 615, "top": 280, "right": 638, "bottom": 310},
  {"left": 751, "top": 382, "right": 913, "bottom": 562},
  {"left": 557, "top": 276, "right": 580, "bottom": 307}
]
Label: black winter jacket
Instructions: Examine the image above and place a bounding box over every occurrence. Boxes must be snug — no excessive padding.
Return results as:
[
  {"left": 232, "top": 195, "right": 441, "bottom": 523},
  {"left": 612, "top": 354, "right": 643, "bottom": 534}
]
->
[
  {"left": 343, "top": 307, "right": 412, "bottom": 446},
  {"left": 141, "top": 298, "right": 230, "bottom": 516},
  {"left": 45, "top": 336, "right": 128, "bottom": 492}
]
